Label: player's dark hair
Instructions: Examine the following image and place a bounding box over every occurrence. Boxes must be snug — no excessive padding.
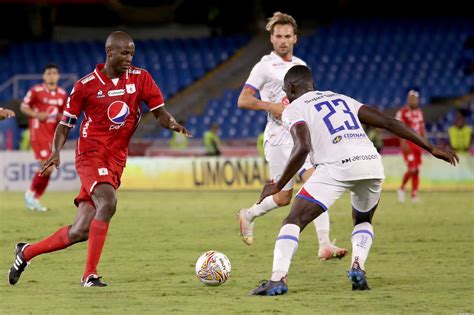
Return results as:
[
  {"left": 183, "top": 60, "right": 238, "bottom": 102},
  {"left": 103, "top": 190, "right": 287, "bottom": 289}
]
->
[
  {"left": 44, "top": 63, "right": 59, "bottom": 72},
  {"left": 284, "top": 65, "right": 313, "bottom": 85}
]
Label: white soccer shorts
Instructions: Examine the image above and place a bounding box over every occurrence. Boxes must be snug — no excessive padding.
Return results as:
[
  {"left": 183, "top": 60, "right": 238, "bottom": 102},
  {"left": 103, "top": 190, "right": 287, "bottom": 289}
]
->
[
  {"left": 264, "top": 143, "right": 312, "bottom": 191},
  {"left": 296, "top": 164, "right": 383, "bottom": 212}
]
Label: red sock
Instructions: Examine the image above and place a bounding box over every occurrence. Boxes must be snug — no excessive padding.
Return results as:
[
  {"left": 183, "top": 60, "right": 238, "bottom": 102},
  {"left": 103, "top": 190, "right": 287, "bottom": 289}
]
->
[
  {"left": 83, "top": 218, "right": 109, "bottom": 279},
  {"left": 412, "top": 171, "right": 419, "bottom": 197},
  {"left": 401, "top": 171, "right": 412, "bottom": 189},
  {"left": 29, "top": 172, "right": 42, "bottom": 194},
  {"left": 34, "top": 175, "right": 50, "bottom": 199},
  {"left": 23, "top": 226, "right": 71, "bottom": 261}
]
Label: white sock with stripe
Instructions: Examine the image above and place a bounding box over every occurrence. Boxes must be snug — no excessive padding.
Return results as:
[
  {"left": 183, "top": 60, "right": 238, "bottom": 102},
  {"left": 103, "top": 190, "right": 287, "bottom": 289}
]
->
[
  {"left": 271, "top": 224, "right": 300, "bottom": 281},
  {"left": 246, "top": 195, "right": 279, "bottom": 221},
  {"left": 350, "top": 222, "right": 374, "bottom": 271},
  {"left": 313, "top": 211, "right": 331, "bottom": 248}
]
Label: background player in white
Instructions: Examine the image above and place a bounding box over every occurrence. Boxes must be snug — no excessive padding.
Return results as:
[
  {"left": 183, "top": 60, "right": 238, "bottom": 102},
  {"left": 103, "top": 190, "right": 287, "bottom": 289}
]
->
[
  {"left": 237, "top": 12, "right": 347, "bottom": 260},
  {"left": 250, "top": 65, "right": 458, "bottom": 295}
]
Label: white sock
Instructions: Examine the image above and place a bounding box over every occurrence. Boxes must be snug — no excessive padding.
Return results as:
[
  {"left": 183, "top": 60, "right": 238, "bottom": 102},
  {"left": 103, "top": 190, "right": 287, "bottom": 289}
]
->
[
  {"left": 271, "top": 224, "right": 300, "bottom": 281},
  {"left": 313, "top": 211, "right": 331, "bottom": 248},
  {"left": 246, "top": 195, "right": 279, "bottom": 221},
  {"left": 350, "top": 222, "right": 374, "bottom": 271}
]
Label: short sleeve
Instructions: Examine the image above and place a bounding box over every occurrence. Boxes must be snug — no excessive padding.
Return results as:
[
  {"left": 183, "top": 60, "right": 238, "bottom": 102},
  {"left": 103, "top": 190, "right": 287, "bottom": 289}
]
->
[
  {"left": 21, "top": 88, "right": 35, "bottom": 109},
  {"left": 395, "top": 109, "right": 403, "bottom": 121},
  {"left": 141, "top": 70, "right": 165, "bottom": 111},
  {"left": 61, "top": 83, "right": 84, "bottom": 128},
  {"left": 282, "top": 104, "right": 305, "bottom": 130},
  {"left": 244, "top": 62, "right": 266, "bottom": 92}
]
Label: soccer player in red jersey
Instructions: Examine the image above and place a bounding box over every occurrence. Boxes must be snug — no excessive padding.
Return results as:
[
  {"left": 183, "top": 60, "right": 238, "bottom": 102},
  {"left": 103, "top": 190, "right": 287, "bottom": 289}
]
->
[
  {"left": 20, "top": 64, "right": 67, "bottom": 211},
  {"left": 8, "top": 31, "right": 190, "bottom": 287},
  {"left": 395, "top": 88, "right": 426, "bottom": 202}
]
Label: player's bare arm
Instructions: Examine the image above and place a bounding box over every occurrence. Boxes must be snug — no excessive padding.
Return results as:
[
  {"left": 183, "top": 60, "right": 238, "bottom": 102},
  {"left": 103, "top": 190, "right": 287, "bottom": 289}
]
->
[
  {"left": 0, "top": 108, "right": 15, "bottom": 120},
  {"left": 259, "top": 122, "right": 311, "bottom": 203},
  {"left": 40, "top": 124, "right": 71, "bottom": 175},
  {"left": 238, "top": 86, "right": 285, "bottom": 118},
  {"left": 20, "top": 105, "right": 48, "bottom": 122},
  {"left": 152, "top": 106, "right": 192, "bottom": 137},
  {"left": 358, "top": 105, "right": 459, "bottom": 165}
]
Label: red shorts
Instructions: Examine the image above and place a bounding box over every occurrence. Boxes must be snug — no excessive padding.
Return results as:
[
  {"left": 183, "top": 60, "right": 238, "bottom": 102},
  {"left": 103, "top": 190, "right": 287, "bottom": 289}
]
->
[
  {"left": 402, "top": 142, "right": 422, "bottom": 169},
  {"left": 31, "top": 141, "right": 52, "bottom": 160},
  {"left": 74, "top": 152, "right": 124, "bottom": 207}
]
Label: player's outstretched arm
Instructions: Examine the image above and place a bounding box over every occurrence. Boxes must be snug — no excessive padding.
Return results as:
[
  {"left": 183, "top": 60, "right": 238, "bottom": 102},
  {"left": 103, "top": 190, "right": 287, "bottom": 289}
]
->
[
  {"left": 238, "top": 86, "right": 285, "bottom": 118},
  {"left": 258, "top": 122, "right": 311, "bottom": 203},
  {"left": 358, "top": 105, "right": 459, "bottom": 166},
  {"left": 0, "top": 108, "right": 15, "bottom": 120},
  {"left": 40, "top": 124, "right": 71, "bottom": 175},
  {"left": 152, "top": 107, "right": 192, "bottom": 137}
]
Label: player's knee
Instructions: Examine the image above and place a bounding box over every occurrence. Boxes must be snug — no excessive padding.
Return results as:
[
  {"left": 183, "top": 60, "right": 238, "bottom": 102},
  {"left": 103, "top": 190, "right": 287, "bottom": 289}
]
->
[
  {"left": 97, "top": 198, "right": 117, "bottom": 220},
  {"left": 274, "top": 193, "right": 292, "bottom": 207},
  {"left": 69, "top": 225, "right": 89, "bottom": 243}
]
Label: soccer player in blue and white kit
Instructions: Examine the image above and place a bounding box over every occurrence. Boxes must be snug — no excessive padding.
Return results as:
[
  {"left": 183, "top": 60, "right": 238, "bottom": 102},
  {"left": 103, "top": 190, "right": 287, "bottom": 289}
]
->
[
  {"left": 237, "top": 12, "right": 347, "bottom": 260},
  {"left": 250, "top": 65, "right": 459, "bottom": 295}
]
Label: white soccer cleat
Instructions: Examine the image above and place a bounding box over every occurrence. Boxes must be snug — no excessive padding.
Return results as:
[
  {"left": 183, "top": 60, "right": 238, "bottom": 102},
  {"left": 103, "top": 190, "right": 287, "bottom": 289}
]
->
[
  {"left": 397, "top": 189, "right": 406, "bottom": 203},
  {"left": 24, "top": 190, "right": 36, "bottom": 211},
  {"left": 33, "top": 199, "right": 48, "bottom": 212},
  {"left": 237, "top": 209, "right": 254, "bottom": 245},
  {"left": 318, "top": 244, "right": 348, "bottom": 261}
]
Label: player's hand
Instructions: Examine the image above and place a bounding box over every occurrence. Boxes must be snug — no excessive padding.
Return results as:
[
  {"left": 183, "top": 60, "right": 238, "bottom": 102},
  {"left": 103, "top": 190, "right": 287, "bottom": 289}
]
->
[
  {"left": 268, "top": 103, "right": 285, "bottom": 119},
  {"left": 169, "top": 120, "right": 192, "bottom": 137},
  {"left": 0, "top": 108, "right": 15, "bottom": 120},
  {"left": 430, "top": 145, "right": 459, "bottom": 166},
  {"left": 258, "top": 180, "right": 279, "bottom": 204},
  {"left": 40, "top": 152, "right": 60, "bottom": 176},
  {"left": 36, "top": 112, "right": 48, "bottom": 122}
]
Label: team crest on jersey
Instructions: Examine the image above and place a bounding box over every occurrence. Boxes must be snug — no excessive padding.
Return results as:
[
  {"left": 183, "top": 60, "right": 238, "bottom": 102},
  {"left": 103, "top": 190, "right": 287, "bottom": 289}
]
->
[
  {"left": 126, "top": 84, "right": 136, "bottom": 94},
  {"left": 107, "top": 101, "right": 130, "bottom": 124}
]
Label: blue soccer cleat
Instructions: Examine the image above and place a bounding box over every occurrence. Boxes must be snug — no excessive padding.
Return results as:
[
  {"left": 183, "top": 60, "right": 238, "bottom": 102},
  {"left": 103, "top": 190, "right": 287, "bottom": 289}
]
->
[
  {"left": 347, "top": 260, "right": 370, "bottom": 291},
  {"left": 249, "top": 276, "right": 288, "bottom": 296}
]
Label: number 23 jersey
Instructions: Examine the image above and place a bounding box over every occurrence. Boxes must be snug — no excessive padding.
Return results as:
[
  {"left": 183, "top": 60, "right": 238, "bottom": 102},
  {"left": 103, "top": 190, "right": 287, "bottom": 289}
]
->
[{"left": 282, "top": 90, "right": 384, "bottom": 181}]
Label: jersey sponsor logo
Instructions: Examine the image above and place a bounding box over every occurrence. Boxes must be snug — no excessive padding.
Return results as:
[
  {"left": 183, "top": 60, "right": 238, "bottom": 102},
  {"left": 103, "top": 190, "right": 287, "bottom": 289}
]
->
[
  {"left": 97, "top": 90, "right": 105, "bottom": 98},
  {"left": 343, "top": 132, "right": 366, "bottom": 139},
  {"left": 332, "top": 135, "right": 342, "bottom": 144},
  {"left": 81, "top": 75, "right": 95, "bottom": 84},
  {"left": 107, "top": 101, "right": 130, "bottom": 130},
  {"left": 107, "top": 89, "right": 125, "bottom": 97},
  {"left": 342, "top": 154, "right": 378, "bottom": 164},
  {"left": 126, "top": 84, "right": 136, "bottom": 94},
  {"left": 129, "top": 69, "right": 141, "bottom": 74},
  {"left": 82, "top": 117, "right": 92, "bottom": 138}
]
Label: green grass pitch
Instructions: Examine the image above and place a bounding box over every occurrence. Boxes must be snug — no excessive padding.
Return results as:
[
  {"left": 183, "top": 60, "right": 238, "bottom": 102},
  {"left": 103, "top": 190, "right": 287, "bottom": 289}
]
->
[{"left": 1, "top": 191, "right": 473, "bottom": 314}]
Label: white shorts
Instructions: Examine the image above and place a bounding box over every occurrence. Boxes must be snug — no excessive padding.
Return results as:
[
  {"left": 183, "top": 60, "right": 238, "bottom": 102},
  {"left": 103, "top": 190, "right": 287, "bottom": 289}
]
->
[
  {"left": 264, "top": 143, "right": 313, "bottom": 191},
  {"left": 296, "top": 164, "right": 383, "bottom": 212}
]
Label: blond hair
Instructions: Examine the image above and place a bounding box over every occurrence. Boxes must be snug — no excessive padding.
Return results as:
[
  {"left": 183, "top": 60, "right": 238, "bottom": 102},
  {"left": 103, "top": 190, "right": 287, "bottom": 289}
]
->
[{"left": 265, "top": 11, "right": 298, "bottom": 34}]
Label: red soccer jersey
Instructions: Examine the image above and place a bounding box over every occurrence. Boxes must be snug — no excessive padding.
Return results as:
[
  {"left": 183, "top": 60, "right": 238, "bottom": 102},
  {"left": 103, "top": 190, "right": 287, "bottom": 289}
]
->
[
  {"left": 21, "top": 84, "right": 67, "bottom": 145},
  {"left": 62, "top": 64, "right": 165, "bottom": 166},
  {"left": 395, "top": 106, "right": 425, "bottom": 135}
]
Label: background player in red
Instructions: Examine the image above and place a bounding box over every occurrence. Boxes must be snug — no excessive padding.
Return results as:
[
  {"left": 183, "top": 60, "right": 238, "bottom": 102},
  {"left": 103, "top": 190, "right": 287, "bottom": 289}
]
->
[
  {"left": 20, "top": 64, "right": 67, "bottom": 211},
  {"left": 8, "top": 31, "right": 190, "bottom": 287},
  {"left": 395, "top": 88, "right": 426, "bottom": 202}
]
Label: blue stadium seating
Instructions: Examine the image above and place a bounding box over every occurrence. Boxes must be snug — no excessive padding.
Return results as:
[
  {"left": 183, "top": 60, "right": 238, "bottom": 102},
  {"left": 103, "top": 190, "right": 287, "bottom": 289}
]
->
[
  {"left": 176, "top": 18, "right": 473, "bottom": 140},
  {"left": 0, "top": 35, "right": 250, "bottom": 102}
]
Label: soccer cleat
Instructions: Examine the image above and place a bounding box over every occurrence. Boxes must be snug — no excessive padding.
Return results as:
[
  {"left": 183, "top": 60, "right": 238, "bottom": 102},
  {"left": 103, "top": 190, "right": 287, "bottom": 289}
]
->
[
  {"left": 8, "top": 243, "right": 30, "bottom": 285},
  {"left": 318, "top": 244, "right": 349, "bottom": 261},
  {"left": 237, "top": 209, "right": 254, "bottom": 245},
  {"left": 411, "top": 194, "right": 420, "bottom": 203},
  {"left": 397, "top": 189, "right": 406, "bottom": 203},
  {"left": 33, "top": 199, "right": 48, "bottom": 212},
  {"left": 25, "top": 191, "right": 36, "bottom": 210},
  {"left": 81, "top": 274, "right": 108, "bottom": 287},
  {"left": 347, "top": 260, "right": 370, "bottom": 291},
  {"left": 249, "top": 276, "right": 288, "bottom": 296}
]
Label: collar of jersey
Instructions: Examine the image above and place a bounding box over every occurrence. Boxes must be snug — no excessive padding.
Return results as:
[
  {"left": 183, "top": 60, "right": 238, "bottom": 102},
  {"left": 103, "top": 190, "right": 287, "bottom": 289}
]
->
[
  {"left": 94, "top": 63, "right": 128, "bottom": 85},
  {"left": 271, "top": 51, "right": 293, "bottom": 62}
]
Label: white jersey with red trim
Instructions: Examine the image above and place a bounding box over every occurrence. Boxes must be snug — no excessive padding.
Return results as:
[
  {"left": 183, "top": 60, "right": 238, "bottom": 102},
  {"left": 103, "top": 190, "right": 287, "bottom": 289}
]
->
[
  {"left": 282, "top": 90, "right": 384, "bottom": 181},
  {"left": 245, "top": 51, "right": 306, "bottom": 146}
]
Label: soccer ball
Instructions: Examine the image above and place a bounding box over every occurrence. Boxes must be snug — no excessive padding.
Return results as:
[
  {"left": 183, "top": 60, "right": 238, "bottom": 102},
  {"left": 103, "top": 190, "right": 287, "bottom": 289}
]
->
[{"left": 195, "top": 251, "right": 231, "bottom": 286}]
